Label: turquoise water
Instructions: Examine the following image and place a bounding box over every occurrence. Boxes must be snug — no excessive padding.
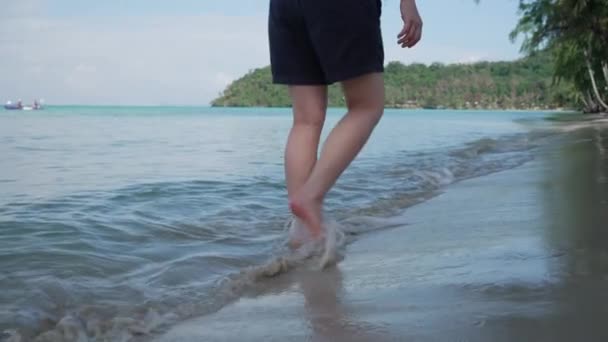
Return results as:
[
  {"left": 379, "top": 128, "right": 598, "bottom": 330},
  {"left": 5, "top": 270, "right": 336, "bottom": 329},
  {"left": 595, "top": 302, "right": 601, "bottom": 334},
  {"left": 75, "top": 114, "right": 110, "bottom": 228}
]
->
[{"left": 0, "top": 107, "right": 552, "bottom": 340}]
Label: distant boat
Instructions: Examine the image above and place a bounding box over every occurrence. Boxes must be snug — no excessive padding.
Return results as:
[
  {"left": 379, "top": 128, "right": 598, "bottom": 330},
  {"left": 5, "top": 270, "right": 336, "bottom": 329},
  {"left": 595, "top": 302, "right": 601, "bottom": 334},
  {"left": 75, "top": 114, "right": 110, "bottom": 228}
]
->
[
  {"left": 4, "top": 103, "right": 22, "bottom": 110},
  {"left": 4, "top": 100, "right": 43, "bottom": 111}
]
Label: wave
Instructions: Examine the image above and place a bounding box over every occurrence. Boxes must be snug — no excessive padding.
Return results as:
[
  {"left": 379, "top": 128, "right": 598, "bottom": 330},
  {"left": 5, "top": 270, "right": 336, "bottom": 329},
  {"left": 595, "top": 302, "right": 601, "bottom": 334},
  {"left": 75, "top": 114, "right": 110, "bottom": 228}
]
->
[{"left": 1, "top": 127, "right": 561, "bottom": 342}]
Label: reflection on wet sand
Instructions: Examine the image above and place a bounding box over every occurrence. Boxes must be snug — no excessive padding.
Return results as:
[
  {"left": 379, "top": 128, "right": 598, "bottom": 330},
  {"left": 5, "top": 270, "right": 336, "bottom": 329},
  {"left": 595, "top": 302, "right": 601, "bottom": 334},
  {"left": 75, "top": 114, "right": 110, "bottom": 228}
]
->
[
  {"left": 476, "top": 125, "right": 608, "bottom": 341},
  {"left": 295, "top": 267, "right": 389, "bottom": 342},
  {"left": 543, "top": 126, "right": 608, "bottom": 276}
]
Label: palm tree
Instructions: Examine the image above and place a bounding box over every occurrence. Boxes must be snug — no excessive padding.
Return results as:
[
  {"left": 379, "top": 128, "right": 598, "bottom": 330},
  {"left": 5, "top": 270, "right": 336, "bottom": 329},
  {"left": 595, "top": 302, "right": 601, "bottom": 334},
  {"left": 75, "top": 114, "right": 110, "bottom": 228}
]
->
[{"left": 508, "top": 0, "right": 608, "bottom": 112}]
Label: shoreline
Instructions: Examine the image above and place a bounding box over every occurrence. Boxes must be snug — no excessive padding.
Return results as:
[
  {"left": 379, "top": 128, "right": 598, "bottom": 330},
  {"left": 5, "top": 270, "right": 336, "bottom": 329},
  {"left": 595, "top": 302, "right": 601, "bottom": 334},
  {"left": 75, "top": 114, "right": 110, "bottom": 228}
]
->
[
  {"left": 210, "top": 105, "right": 580, "bottom": 112},
  {"left": 155, "top": 119, "right": 608, "bottom": 342},
  {"left": 4, "top": 111, "right": 607, "bottom": 341},
  {"left": 9, "top": 104, "right": 587, "bottom": 113}
]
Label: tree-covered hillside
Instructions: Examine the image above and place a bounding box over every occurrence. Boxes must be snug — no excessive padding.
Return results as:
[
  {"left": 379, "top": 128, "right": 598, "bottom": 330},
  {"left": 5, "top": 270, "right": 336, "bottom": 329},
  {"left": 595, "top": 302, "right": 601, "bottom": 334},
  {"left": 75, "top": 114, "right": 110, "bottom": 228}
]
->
[{"left": 212, "top": 52, "right": 575, "bottom": 109}]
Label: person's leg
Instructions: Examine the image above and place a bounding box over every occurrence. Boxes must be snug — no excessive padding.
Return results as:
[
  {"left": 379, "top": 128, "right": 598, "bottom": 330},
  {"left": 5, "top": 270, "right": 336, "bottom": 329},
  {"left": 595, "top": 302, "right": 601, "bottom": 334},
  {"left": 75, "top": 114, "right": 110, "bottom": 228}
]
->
[
  {"left": 290, "top": 72, "right": 385, "bottom": 237},
  {"left": 285, "top": 85, "right": 328, "bottom": 248},
  {"left": 285, "top": 85, "right": 328, "bottom": 201}
]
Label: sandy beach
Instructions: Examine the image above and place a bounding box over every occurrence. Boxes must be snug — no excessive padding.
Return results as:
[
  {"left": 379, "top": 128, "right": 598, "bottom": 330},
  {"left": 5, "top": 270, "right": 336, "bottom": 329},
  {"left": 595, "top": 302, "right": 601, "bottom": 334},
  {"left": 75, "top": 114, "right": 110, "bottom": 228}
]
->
[{"left": 156, "top": 122, "right": 608, "bottom": 342}]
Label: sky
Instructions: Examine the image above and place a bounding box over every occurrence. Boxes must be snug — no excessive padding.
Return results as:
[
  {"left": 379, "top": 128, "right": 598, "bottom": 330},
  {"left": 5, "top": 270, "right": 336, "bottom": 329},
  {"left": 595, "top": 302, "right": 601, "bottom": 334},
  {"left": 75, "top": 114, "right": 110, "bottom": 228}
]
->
[{"left": 0, "top": 0, "right": 525, "bottom": 105}]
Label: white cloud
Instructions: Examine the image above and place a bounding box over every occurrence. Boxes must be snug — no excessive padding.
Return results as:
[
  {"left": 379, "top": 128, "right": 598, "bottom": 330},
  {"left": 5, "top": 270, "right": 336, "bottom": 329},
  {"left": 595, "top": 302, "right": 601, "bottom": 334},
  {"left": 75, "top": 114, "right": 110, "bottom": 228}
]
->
[
  {"left": 456, "top": 55, "right": 488, "bottom": 64},
  {"left": 0, "top": 0, "right": 40, "bottom": 19},
  {"left": 383, "top": 38, "right": 500, "bottom": 66},
  {"left": 214, "top": 72, "right": 235, "bottom": 89},
  {"left": 0, "top": 8, "right": 270, "bottom": 105},
  {"left": 0, "top": 0, "right": 523, "bottom": 105}
]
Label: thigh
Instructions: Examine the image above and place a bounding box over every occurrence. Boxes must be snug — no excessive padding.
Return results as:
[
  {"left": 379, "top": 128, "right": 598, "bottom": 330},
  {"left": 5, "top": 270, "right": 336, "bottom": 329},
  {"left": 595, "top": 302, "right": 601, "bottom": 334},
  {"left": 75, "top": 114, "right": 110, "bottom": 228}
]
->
[
  {"left": 288, "top": 85, "right": 328, "bottom": 125},
  {"left": 341, "top": 73, "right": 385, "bottom": 111}
]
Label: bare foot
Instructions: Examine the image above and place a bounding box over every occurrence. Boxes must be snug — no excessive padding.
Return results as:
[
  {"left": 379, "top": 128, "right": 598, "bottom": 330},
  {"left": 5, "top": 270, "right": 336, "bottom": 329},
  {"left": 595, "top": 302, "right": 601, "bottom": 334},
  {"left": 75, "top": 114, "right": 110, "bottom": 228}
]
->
[
  {"left": 287, "top": 218, "right": 311, "bottom": 249},
  {"left": 289, "top": 195, "right": 323, "bottom": 240}
]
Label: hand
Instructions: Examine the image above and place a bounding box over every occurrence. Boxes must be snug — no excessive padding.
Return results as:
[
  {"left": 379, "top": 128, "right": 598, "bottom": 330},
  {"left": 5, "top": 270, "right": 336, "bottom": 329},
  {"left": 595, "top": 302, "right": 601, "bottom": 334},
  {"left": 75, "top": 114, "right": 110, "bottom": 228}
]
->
[{"left": 397, "top": 0, "right": 423, "bottom": 48}]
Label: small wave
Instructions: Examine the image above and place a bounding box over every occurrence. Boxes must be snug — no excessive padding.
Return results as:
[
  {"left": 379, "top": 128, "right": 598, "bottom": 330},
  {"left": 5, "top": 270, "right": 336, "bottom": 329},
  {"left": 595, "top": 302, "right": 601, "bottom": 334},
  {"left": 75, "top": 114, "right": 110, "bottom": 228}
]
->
[
  {"left": 328, "top": 132, "right": 549, "bottom": 222},
  {"left": 2, "top": 221, "right": 347, "bottom": 342},
  {"left": 1, "top": 127, "right": 563, "bottom": 341}
]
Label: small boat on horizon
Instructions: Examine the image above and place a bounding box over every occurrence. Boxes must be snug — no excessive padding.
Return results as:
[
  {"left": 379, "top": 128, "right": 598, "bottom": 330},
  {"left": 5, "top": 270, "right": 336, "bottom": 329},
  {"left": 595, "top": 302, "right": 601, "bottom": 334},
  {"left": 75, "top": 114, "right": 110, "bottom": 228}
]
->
[{"left": 4, "top": 100, "right": 43, "bottom": 111}]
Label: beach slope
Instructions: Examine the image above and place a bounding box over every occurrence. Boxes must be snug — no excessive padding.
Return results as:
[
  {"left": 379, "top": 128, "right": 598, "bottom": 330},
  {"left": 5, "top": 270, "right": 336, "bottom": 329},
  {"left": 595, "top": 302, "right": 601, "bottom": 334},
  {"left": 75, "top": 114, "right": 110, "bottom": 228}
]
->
[{"left": 156, "top": 124, "right": 608, "bottom": 342}]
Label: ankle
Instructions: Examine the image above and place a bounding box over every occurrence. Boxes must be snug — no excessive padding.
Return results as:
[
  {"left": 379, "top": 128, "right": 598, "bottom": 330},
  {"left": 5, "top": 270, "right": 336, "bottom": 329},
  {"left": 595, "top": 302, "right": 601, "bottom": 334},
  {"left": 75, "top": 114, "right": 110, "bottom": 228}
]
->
[
  {"left": 289, "top": 188, "right": 324, "bottom": 205},
  {"left": 304, "top": 186, "right": 325, "bottom": 204}
]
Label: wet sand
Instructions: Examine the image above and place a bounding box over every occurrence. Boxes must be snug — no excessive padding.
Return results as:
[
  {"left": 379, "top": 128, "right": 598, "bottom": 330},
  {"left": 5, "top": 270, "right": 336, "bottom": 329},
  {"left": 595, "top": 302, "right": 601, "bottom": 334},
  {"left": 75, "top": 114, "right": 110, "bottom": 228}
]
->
[{"left": 156, "top": 123, "right": 608, "bottom": 342}]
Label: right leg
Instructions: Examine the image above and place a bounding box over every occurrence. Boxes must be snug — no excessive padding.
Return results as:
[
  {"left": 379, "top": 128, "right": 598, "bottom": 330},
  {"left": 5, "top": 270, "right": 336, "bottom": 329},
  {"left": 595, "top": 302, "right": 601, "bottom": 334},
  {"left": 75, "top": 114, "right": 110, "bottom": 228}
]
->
[{"left": 290, "top": 72, "right": 385, "bottom": 236}]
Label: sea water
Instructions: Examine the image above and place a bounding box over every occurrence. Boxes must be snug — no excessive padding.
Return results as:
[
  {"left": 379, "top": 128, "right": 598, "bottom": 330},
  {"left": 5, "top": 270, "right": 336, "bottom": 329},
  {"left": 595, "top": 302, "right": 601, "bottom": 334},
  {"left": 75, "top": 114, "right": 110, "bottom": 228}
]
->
[{"left": 0, "top": 107, "right": 553, "bottom": 340}]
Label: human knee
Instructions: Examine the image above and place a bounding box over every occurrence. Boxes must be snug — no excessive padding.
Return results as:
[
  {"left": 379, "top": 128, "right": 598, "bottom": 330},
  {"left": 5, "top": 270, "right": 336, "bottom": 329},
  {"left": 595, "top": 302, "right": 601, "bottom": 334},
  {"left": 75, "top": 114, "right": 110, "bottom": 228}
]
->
[
  {"left": 347, "top": 100, "right": 384, "bottom": 124},
  {"left": 342, "top": 73, "right": 385, "bottom": 121},
  {"left": 293, "top": 110, "right": 326, "bottom": 129}
]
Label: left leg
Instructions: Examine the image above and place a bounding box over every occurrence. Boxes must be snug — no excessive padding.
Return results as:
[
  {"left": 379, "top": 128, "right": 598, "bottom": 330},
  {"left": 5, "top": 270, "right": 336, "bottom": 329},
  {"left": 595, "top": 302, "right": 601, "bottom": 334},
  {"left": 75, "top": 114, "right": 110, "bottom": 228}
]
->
[
  {"left": 285, "top": 85, "right": 328, "bottom": 246},
  {"left": 285, "top": 85, "right": 328, "bottom": 197}
]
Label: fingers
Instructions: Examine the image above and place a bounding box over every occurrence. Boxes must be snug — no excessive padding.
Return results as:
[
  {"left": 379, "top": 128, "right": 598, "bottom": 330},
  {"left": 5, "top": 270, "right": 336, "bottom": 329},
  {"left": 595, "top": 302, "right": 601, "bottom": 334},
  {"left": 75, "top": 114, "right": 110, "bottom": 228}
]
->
[
  {"left": 397, "top": 21, "right": 422, "bottom": 48},
  {"left": 409, "top": 25, "right": 422, "bottom": 47},
  {"left": 398, "top": 20, "right": 412, "bottom": 41}
]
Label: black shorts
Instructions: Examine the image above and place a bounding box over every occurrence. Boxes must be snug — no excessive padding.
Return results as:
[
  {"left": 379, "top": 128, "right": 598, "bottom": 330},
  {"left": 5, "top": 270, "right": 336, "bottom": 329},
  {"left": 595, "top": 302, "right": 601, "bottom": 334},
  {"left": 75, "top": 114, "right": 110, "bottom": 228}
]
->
[{"left": 268, "top": 0, "right": 384, "bottom": 85}]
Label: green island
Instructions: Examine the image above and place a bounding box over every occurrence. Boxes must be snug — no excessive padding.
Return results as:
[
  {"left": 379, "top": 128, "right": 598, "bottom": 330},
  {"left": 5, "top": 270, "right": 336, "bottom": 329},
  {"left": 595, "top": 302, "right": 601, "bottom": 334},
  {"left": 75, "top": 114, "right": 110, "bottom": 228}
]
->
[{"left": 212, "top": 52, "right": 574, "bottom": 110}]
